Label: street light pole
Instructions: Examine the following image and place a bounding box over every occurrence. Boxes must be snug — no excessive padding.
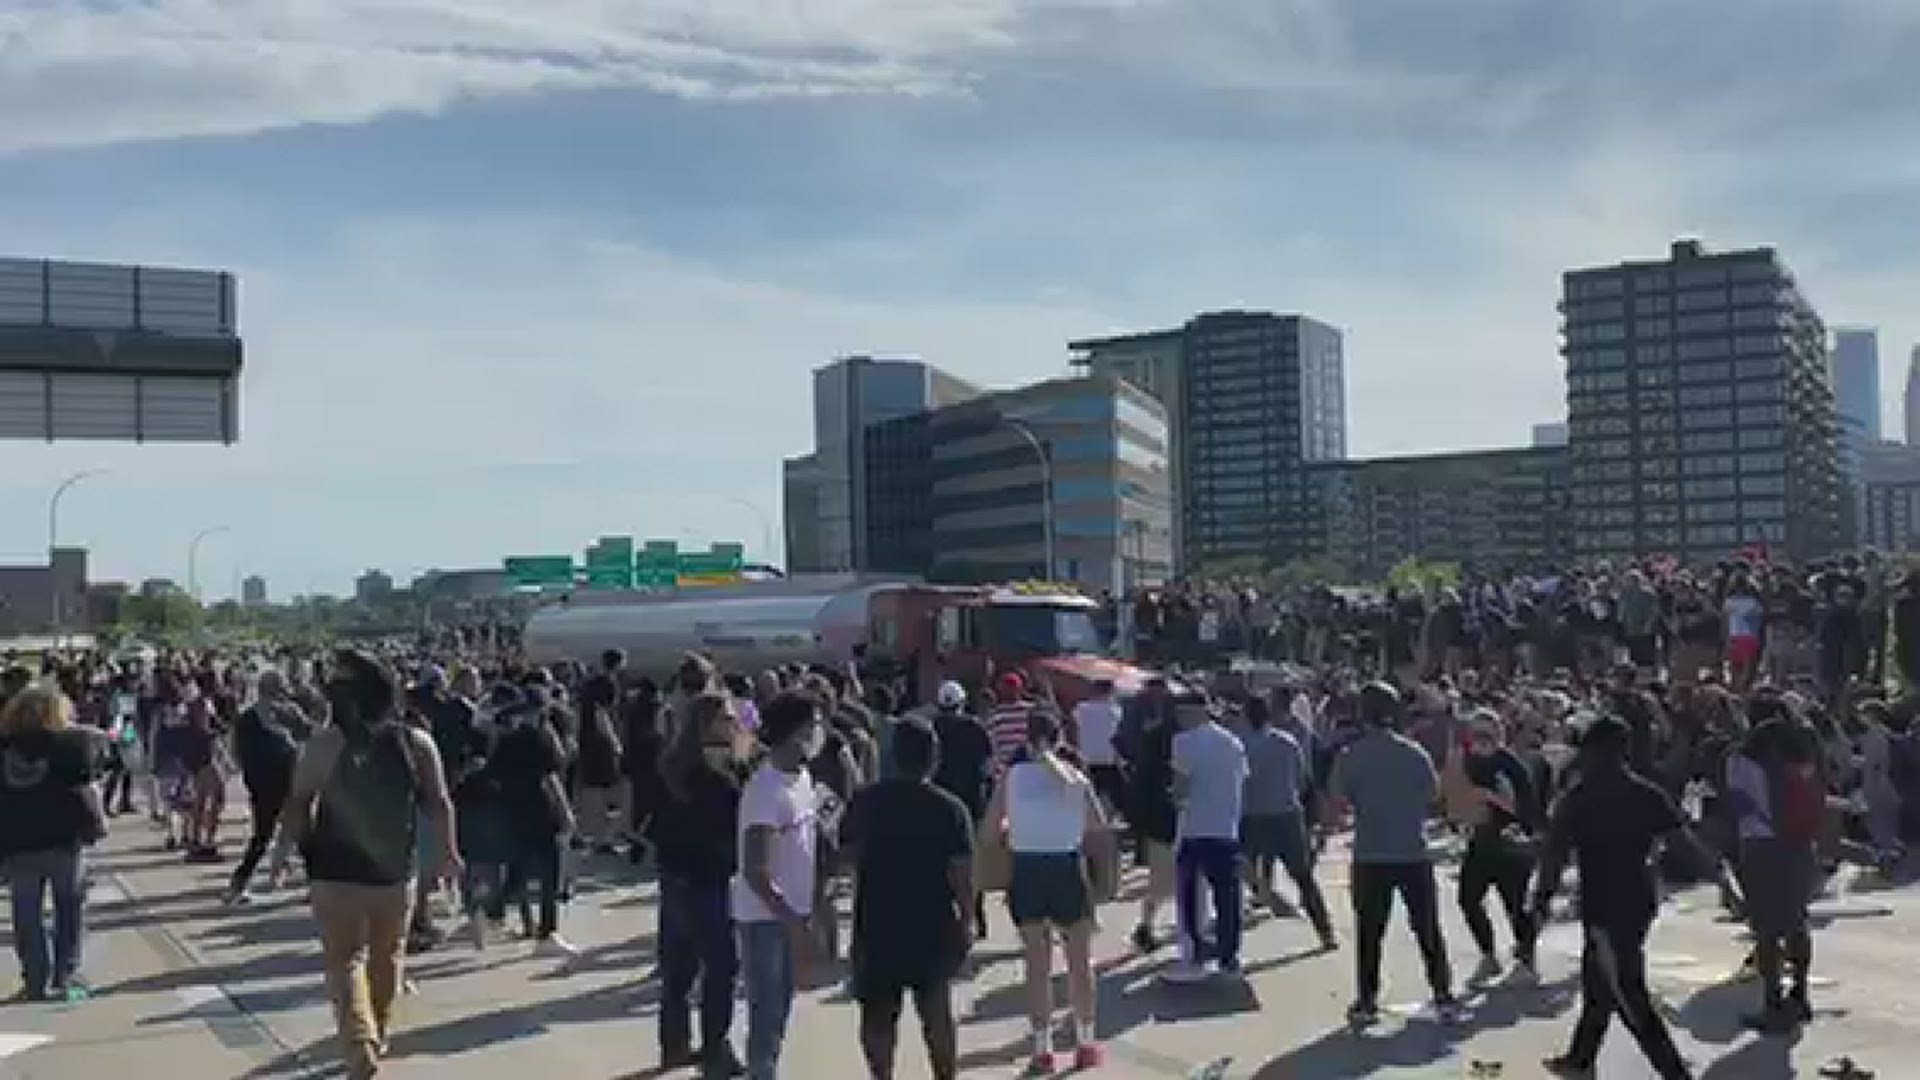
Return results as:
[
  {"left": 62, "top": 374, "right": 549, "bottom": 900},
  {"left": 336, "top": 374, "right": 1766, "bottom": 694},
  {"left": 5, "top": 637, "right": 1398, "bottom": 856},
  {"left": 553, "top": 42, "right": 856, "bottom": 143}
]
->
[
  {"left": 724, "top": 497, "right": 777, "bottom": 568},
  {"left": 1000, "top": 416, "right": 1054, "bottom": 581},
  {"left": 187, "top": 526, "right": 232, "bottom": 603},
  {"left": 47, "top": 469, "right": 106, "bottom": 635}
]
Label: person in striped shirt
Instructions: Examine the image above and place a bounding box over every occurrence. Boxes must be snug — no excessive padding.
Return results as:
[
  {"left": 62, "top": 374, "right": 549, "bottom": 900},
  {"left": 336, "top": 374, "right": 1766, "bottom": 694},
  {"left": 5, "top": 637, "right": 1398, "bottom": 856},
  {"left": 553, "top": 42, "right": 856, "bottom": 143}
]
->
[{"left": 989, "top": 672, "right": 1037, "bottom": 771}]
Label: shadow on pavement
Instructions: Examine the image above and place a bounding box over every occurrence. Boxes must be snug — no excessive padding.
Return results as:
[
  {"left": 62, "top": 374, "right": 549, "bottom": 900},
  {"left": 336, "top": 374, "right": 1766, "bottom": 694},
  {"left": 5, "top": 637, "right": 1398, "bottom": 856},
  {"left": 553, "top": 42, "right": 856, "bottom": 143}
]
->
[
  {"left": 1248, "top": 1018, "right": 1461, "bottom": 1079},
  {"left": 1699, "top": 1030, "right": 1798, "bottom": 1079},
  {"left": 109, "top": 948, "right": 320, "bottom": 997}
]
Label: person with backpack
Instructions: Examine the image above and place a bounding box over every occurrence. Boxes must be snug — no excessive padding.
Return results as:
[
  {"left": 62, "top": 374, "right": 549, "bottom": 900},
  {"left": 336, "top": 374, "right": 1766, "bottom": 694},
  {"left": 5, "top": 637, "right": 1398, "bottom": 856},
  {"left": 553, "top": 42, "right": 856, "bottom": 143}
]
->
[
  {"left": 1726, "top": 707, "right": 1824, "bottom": 1033},
  {"left": 270, "top": 650, "right": 461, "bottom": 1080},
  {"left": 224, "top": 670, "right": 307, "bottom": 906}
]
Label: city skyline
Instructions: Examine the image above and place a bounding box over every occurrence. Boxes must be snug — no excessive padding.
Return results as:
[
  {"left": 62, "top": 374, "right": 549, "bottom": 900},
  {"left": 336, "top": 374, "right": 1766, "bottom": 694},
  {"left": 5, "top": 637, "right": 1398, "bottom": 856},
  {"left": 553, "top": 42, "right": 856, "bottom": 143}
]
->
[{"left": 2, "top": 1, "right": 1917, "bottom": 592}]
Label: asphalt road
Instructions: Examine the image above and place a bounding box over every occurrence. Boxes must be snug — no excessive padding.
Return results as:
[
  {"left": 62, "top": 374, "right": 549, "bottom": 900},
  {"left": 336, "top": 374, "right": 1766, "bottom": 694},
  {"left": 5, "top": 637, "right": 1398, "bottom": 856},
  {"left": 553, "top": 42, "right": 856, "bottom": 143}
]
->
[{"left": 3, "top": 801, "right": 1915, "bottom": 1079}]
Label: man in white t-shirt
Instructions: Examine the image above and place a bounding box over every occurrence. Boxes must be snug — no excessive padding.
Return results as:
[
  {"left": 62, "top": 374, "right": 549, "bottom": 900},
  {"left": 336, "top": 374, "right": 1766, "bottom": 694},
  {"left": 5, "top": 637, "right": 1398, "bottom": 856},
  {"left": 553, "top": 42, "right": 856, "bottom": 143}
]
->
[
  {"left": 734, "top": 693, "right": 825, "bottom": 1080},
  {"left": 1167, "top": 701, "right": 1248, "bottom": 981},
  {"left": 1072, "top": 680, "right": 1125, "bottom": 814}
]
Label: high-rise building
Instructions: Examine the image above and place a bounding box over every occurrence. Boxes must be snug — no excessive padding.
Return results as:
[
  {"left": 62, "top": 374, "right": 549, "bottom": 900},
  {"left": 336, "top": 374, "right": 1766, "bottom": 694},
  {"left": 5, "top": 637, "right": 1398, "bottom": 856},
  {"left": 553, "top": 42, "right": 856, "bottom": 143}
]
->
[
  {"left": 1531, "top": 422, "right": 1570, "bottom": 448},
  {"left": 354, "top": 569, "right": 394, "bottom": 606},
  {"left": 241, "top": 575, "right": 268, "bottom": 607},
  {"left": 1833, "top": 329, "right": 1883, "bottom": 443},
  {"left": 1907, "top": 346, "right": 1920, "bottom": 446},
  {"left": 1071, "top": 310, "right": 1346, "bottom": 573},
  {"left": 1861, "top": 441, "right": 1920, "bottom": 553},
  {"left": 1306, "top": 448, "right": 1570, "bottom": 579},
  {"left": 862, "top": 374, "right": 1174, "bottom": 591},
  {"left": 1561, "top": 238, "right": 1841, "bottom": 564},
  {"left": 1832, "top": 328, "right": 1881, "bottom": 546},
  {"left": 782, "top": 356, "right": 976, "bottom": 573}
]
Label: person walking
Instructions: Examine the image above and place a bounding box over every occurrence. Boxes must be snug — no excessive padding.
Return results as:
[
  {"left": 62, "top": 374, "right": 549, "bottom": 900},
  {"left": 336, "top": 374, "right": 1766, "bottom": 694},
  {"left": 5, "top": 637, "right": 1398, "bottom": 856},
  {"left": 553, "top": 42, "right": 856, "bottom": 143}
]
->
[
  {"left": 983, "top": 711, "right": 1108, "bottom": 1075},
  {"left": 1328, "top": 682, "right": 1460, "bottom": 1026},
  {"left": 1165, "top": 699, "right": 1249, "bottom": 982},
  {"left": 1072, "top": 679, "right": 1126, "bottom": 815},
  {"left": 271, "top": 650, "right": 462, "bottom": 1080},
  {"left": 1533, "top": 716, "right": 1696, "bottom": 1080},
  {"left": 487, "top": 697, "right": 579, "bottom": 955},
  {"left": 0, "top": 685, "right": 107, "bottom": 1003},
  {"left": 1231, "top": 696, "right": 1336, "bottom": 948},
  {"left": 653, "top": 692, "right": 751, "bottom": 1078},
  {"left": 575, "top": 650, "right": 628, "bottom": 854},
  {"left": 1726, "top": 709, "right": 1824, "bottom": 1033},
  {"left": 225, "top": 670, "right": 306, "bottom": 906},
  {"left": 1454, "top": 709, "right": 1540, "bottom": 987},
  {"left": 928, "top": 680, "right": 994, "bottom": 940},
  {"left": 842, "top": 717, "right": 975, "bottom": 1080},
  {"left": 734, "top": 692, "right": 825, "bottom": 1080}
]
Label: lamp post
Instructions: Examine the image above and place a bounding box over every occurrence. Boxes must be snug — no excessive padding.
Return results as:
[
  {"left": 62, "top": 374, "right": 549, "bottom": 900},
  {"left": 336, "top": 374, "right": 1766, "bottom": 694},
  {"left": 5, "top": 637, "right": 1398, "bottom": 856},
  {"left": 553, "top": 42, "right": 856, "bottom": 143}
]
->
[
  {"left": 723, "top": 497, "right": 777, "bottom": 567},
  {"left": 1000, "top": 415, "right": 1054, "bottom": 581},
  {"left": 47, "top": 469, "right": 106, "bottom": 635},
  {"left": 187, "top": 526, "right": 232, "bottom": 602}
]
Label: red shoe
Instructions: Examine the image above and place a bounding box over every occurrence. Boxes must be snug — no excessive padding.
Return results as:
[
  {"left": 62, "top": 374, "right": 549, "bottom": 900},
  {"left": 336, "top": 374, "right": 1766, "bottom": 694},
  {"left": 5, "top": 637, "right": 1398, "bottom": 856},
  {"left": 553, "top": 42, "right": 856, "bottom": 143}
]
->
[
  {"left": 1025, "top": 1051, "right": 1055, "bottom": 1076},
  {"left": 1073, "top": 1044, "right": 1104, "bottom": 1070}
]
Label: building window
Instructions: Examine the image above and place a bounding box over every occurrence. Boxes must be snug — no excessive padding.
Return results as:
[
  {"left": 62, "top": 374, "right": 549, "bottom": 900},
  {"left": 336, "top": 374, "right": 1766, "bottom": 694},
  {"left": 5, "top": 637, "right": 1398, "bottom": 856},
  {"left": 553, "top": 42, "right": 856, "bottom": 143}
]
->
[
  {"left": 1634, "top": 296, "right": 1673, "bottom": 316},
  {"left": 1683, "top": 477, "right": 1738, "bottom": 499},
  {"left": 1740, "top": 500, "right": 1786, "bottom": 520},
  {"left": 1679, "top": 338, "right": 1731, "bottom": 360},
  {"left": 1683, "top": 455, "right": 1736, "bottom": 476},
  {"left": 1640, "top": 458, "right": 1679, "bottom": 478},
  {"left": 1738, "top": 452, "right": 1786, "bottom": 473},
  {"left": 1683, "top": 431, "right": 1736, "bottom": 451},
  {"left": 1635, "top": 367, "right": 1674, "bottom": 387},
  {"left": 1681, "top": 408, "right": 1734, "bottom": 430},
  {"left": 1635, "top": 342, "right": 1674, "bottom": 362},
  {"left": 1678, "top": 362, "right": 1733, "bottom": 384},
  {"left": 1740, "top": 475, "right": 1786, "bottom": 495},
  {"left": 1736, "top": 405, "right": 1785, "bottom": 427},
  {"left": 1735, "top": 380, "right": 1784, "bottom": 403},
  {"left": 1737, "top": 428, "right": 1784, "bottom": 449},
  {"left": 1639, "top": 435, "right": 1678, "bottom": 454},
  {"left": 1679, "top": 385, "right": 1734, "bottom": 407}
]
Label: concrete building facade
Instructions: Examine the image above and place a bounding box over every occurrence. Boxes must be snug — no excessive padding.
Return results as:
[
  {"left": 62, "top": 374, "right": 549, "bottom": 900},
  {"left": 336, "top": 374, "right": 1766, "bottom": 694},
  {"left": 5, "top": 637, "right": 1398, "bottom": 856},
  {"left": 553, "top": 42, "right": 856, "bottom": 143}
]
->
[
  {"left": 1307, "top": 448, "right": 1571, "bottom": 579},
  {"left": 782, "top": 356, "right": 975, "bottom": 573},
  {"left": 0, "top": 548, "right": 88, "bottom": 636},
  {"left": 1907, "top": 346, "right": 1920, "bottom": 447},
  {"left": 863, "top": 375, "right": 1173, "bottom": 593},
  {"left": 1861, "top": 441, "right": 1920, "bottom": 553},
  {"left": 1562, "top": 239, "right": 1841, "bottom": 565},
  {"left": 1071, "top": 310, "right": 1346, "bottom": 575}
]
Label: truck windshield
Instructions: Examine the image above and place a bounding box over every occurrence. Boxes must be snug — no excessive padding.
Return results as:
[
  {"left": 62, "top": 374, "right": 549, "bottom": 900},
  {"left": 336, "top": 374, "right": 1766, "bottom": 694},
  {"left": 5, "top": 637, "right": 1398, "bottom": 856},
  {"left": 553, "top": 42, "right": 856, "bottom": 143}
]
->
[{"left": 982, "top": 604, "right": 1103, "bottom": 656}]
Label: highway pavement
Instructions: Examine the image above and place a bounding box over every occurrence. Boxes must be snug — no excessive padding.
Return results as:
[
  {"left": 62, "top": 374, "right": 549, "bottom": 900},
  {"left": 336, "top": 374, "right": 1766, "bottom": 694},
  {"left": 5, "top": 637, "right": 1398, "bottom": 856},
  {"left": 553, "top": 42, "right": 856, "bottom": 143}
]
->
[{"left": 3, "top": 802, "right": 1917, "bottom": 1079}]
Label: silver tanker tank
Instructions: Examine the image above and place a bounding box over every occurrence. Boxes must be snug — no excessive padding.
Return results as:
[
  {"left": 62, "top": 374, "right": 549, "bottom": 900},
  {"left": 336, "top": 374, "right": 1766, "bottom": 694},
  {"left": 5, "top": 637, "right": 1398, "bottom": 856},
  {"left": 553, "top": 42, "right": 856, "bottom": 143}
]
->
[{"left": 521, "top": 574, "right": 912, "bottom": 675}]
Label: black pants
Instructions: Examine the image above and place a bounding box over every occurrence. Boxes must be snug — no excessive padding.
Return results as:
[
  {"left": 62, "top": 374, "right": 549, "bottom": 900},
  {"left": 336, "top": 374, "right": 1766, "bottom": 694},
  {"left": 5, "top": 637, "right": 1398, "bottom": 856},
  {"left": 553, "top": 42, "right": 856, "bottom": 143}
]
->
[
  {"left": 1459, "top": 840, "right": 1537, "bottom": 964},
  {"left": 1352, "top": 861, "right": 1453, "bottom": 1006},
  {"left": 228, "top": 780, "right": 289, "bottom": 895},
  {"left": 1565, "top": 916, "right": 1690, "bottom": 1079},
  {"left": 495, "top": 834, "right": 563, "bottom": 938},
  {"left": 658, "top": 873, "right": 737, "bottom": 1059}
]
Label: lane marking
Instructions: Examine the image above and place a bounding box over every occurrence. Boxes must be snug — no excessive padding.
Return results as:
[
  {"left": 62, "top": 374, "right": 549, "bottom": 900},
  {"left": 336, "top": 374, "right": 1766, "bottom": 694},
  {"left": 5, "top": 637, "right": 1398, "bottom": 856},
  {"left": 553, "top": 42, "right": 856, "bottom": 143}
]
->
[{"left": 0, "top": 1034, "right": 52, "bottom": 1060}]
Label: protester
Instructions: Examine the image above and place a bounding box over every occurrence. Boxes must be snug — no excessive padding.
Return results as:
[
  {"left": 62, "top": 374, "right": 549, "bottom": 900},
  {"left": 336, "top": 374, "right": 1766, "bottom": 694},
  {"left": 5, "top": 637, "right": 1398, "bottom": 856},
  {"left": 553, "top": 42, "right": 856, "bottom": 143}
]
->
[
  {"left": 1728, "top": 705, "right": 1823, "bottom": 1033},
  {"left": 487, "top": 695, "right": 579, "bottom": 955},
  {"left": 1166, "top": 697, "right": 1249, "bottom": 982},
  {"left": 653, "top": 692, "right": 750, "bottom": 1078},
  {"left": 734, "top": 692, "right": 824, "bottom": 1080},
  {"left": 1533, "top": 715, "right": 1696, "bottom": 1080},
  {"left": 842, "top": 717, "right": 975, "bottom": 1080},
  {"left": 1454, "top": 708, "right": 1540, "bottom": 986},
  {"left": 271, "top": 650, "right": 462, "bottom": 1080},
  {"left": 575, "top": 649, "right": 628, "bottom": 854},
  {"left": 0, "top": 685, "right": 106, "bottom": 1004},
  {"left": 984, "top": 711, "right": 1107, "bottom": 1074},
  {"left": 1072, "top": 679, "right": 1125, "bottom": 814},
  {"left": 225, "top": 669, "right": 306, "bottom": 905},
  {"left": 1231, "top": 695, "right": 1336, "bottom": 948},
  {"left": 1329, "top": 682, "right": 1460, "bottom": 1026}
]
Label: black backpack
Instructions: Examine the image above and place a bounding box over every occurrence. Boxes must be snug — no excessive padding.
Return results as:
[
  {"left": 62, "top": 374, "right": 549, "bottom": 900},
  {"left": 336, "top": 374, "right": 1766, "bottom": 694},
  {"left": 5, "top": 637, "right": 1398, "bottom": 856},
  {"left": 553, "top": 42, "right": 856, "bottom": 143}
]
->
[{"left": 303, "top": 723, "right": 419, "bottom": 886}]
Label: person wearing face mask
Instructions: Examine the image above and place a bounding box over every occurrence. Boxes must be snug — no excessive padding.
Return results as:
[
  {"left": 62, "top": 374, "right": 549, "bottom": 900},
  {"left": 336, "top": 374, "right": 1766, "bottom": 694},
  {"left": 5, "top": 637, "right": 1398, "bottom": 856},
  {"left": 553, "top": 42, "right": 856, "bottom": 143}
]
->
[
  {"left": 733, "top": 692, "right": 826, "bottom": 1080},
  {"left": 653, "top": 692, "right": 753, "bottom": 1077},
  {"left": 1454, "top": 709, "right": 1541, "bottom": 987}
]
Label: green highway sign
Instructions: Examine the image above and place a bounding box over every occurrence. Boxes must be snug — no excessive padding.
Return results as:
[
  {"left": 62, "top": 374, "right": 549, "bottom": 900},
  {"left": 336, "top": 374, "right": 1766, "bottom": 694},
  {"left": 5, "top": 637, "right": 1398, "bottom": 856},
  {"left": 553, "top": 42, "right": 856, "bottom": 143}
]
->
[
  {"left": 583, "top": 536, "right": 636, "bottom": 590},
  {"left": 636, "top": 540, "right": 679, "bottom": 590},
  {"left": 504, "top": 556, "right": 575, "bottom": 587}
]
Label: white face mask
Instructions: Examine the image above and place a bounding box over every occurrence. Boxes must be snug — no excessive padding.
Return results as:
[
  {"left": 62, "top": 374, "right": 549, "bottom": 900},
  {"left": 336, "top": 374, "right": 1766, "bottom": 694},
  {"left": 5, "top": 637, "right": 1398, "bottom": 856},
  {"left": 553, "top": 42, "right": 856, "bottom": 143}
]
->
[{"left": 801, "top": 725, "right": 827, "bottom": 760}]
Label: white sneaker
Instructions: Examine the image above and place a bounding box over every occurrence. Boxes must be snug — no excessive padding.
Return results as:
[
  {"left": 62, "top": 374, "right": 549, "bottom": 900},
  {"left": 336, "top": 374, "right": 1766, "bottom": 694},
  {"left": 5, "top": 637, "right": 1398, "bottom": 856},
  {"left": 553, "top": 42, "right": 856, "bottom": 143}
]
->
[
  {"left": 1160, "top": 960, "right": 1212, "bottom": 984},
  {"left": 534, "top": 934, "right": 580, "bottom": 959}
]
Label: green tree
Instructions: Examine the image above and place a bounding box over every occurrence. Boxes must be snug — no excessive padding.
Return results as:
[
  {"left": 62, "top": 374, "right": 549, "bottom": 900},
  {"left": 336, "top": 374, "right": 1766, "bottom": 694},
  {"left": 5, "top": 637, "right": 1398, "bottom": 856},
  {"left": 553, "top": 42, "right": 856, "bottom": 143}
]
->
[
  {"left": 1385, "top": 557, "right": 1461, "bottom": 596},
  {"left": 116, "top": 591, "right": 204, "bottom": 643}
]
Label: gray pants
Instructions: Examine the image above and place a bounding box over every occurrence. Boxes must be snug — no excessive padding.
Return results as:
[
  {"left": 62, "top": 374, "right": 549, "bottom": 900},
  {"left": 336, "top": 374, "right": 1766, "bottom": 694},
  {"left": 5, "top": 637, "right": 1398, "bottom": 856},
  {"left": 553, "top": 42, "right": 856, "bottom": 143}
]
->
[{"left": 6, "top": 846, "right": 87, "bottom": 997}]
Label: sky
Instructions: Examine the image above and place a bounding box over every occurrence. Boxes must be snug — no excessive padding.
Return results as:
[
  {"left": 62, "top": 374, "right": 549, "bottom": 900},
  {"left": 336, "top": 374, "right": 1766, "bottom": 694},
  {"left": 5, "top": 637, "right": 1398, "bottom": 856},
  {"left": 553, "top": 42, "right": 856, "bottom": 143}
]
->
[{"left": 1, "top": 0, "right": 1918, "bottom": 598}]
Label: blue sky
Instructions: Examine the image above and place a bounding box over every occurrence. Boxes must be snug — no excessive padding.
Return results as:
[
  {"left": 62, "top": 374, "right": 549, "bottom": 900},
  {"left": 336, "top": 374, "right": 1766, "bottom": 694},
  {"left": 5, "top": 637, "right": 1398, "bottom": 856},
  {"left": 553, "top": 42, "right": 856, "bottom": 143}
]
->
[{"left": 1, "top": 0, "right": 1917, "bottom": 598}]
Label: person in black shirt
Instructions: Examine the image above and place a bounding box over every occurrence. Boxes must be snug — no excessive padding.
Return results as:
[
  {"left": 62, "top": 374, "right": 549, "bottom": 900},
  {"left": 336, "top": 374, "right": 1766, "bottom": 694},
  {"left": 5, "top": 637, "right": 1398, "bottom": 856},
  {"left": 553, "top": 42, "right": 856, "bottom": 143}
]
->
[
  {"left": 1532, "top": 715, "right": 1696, "bottom": 1080},
  {"left": 575, "top": 650, "right": 628, "bottom": 854},
  {"left": 653, "top": 692, "right": 751, "bottom": 1078},
  {"left": 842, "top": 717, "right": 975, "bottom": 1080},
  {"left": 927, "top": 682, "right": 993, "bottom": 938},
  {"left": 1456, "top": 710, "right": 1540, "bottom": 987},
  {"left": 1, "top": 685, "right": 107, "bottom": 1003},
  {"left": 486, "top": 699, "right": 577, "bottom": 954},
  {"left": 225, "top": 670, "right": 306, "bottom": 905}
]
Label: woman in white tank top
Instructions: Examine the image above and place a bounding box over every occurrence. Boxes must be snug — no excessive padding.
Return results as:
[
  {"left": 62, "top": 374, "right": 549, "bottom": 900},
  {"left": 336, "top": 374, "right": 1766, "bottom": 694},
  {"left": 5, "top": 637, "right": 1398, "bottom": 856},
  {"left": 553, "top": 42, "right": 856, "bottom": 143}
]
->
[{"left": 983, "top": 710, "right": 1107, "bottom": 1074}]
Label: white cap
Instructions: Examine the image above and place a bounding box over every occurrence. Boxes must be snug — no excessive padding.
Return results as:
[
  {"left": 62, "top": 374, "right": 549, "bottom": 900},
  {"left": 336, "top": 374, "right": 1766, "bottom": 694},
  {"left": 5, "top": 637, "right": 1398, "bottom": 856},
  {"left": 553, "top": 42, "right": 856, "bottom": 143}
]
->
[{"left": 937, "top": 681, "right": 967, "bottom": 708}]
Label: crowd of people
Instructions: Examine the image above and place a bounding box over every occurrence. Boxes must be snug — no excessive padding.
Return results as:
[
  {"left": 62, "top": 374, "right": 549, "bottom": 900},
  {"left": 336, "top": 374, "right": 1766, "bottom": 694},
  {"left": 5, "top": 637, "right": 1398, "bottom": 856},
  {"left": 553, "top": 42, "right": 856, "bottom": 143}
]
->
[{"left": 1, "top": 550, "right": 1914, "bottom": 1079}]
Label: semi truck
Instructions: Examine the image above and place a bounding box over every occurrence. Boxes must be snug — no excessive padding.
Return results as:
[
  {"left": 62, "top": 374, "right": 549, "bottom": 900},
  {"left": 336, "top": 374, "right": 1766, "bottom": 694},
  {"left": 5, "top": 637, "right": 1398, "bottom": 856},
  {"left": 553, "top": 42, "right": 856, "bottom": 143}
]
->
[{"left": 522, "top": 574, "right": 1160, "bottom": 710}]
